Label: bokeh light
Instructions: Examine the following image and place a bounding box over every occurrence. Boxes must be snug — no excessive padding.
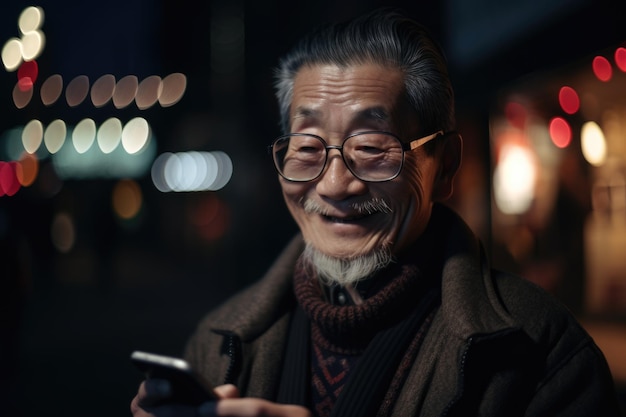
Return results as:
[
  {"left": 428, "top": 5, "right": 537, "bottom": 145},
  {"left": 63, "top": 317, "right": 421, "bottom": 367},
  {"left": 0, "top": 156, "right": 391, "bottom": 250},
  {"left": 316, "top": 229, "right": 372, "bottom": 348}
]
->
[
  {"left": 2, "top": 38, "right": 24, "bottom": 71},
  {"left": 191, "top": 194, "right": 231, "bottom": 241},
  {"left": 549, "top": 116, "right": 572, "bottom": 148},
  {"left": 136, "top": 75, "right": 161, "bottom": 110},
  {"left": 18, "top": 6, "right": 45, "bottom": 33},
  {"left": 581, "top": 121, "right": 607, "bottom": 167},
  {"left": 66, "top": 75, "right": 90, "bottom": 107},
  {"left": 151, "top": 151, "right": 233, "bottom": 192},
  {"left": 504, "top": 101, "right": 527, "bottom": 130},
  {"left": 22, "top": 119, "right": 44, "bottom": 153},
  {"left": 592, "top": 56, "right": 613, "bottom": 82},
  {"left": 13, "top": 68, "right": 185, "bottom": 110},
  {"left": 17, "top": 60, "right": 38, "bottom": 91},
  {"left": 97, "top": 118, "right": 123, "bottom": 153},
  {"left": 2, "top": 128, "right": 27, "bottom": 161},
  {"left": 13, "top": 81, "right": 33, "bottom": 108},
  {"left": 51, "top": 212, "right": 75, "bottom": 253},
  {"left": 0, "top": 161, "right": 21, "bottom": 196},
  {"left": 20, "top": 30, "right": 45, "bottom": 61},
  {"left": 121, "top": 117, "right": 150, "bottom": 154},
  {"left": 72, "top": 118, "right": 97, "bottom": 154},
  {"left": 616, "top": 47, "right": 626, "bottom": 72},
  {"left": 493, "top": 144, "right": 536, "bottom": 215},
  {"left": 113, "top": 75, "right": 138, "bottom": 109},
  {"left": 558, "top": 86, "right": 580, "bottom": 115},
  {"left": 53, "top": 131, "right": 156, "bottom": 180},
  {"left": 40, "top": 74, "right": 64, "bottom": 106},
  {"left": 159, "top": 73, "right": 187, "bottom": 107},
  {"left": 10, "top": 119, "right": 156, "bottom": 180},
  {"left": 2, "top": 6, "right": 46, "bottom": 69},
  {"left": 15, "top": 153, "right": 39, "bottom": 186},
  {"left": 44, "top": 119, "right": 67, "bottom": 154},
  {"left": 112, "top": 179, "right": 143, "bottom": 220},
  {"left": 91, "top": 74, "right": 116, "bottom": 107}
]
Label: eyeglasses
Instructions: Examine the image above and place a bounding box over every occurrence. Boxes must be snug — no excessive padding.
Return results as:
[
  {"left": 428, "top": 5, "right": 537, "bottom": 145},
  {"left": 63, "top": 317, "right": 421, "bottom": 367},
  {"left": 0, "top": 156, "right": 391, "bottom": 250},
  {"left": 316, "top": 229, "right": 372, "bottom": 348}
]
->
[{"left": 268, "top": 130, "right": 445, "bottom": 182}]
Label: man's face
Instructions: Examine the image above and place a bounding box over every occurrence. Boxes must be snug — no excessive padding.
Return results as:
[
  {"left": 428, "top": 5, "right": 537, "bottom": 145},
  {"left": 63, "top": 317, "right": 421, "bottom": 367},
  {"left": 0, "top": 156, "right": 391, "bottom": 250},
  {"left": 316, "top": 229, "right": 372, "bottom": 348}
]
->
[{"left": 280, "top": 63, "right": 443, "bottom": 259}]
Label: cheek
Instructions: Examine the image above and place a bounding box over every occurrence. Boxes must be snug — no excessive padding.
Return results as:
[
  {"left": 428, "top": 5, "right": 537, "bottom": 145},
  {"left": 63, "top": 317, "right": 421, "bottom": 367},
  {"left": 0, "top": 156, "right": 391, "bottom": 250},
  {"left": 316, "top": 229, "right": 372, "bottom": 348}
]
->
[
  {"left": 280, "top": 180, "right": 308, "bottom": 217},
  {"left": 389, "top": 158, "right": 438, "bottom": 241},
  {"left": 402, "top": 153, "right": 439, "bottom": 197}
]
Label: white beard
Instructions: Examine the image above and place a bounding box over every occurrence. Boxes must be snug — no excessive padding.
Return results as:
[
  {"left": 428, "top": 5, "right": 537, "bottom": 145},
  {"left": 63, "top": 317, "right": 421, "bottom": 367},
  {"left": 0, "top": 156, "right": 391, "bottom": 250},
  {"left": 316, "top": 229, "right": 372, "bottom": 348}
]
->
[{"left": 302, "top": 242, "right": 393, "bottom": 286}]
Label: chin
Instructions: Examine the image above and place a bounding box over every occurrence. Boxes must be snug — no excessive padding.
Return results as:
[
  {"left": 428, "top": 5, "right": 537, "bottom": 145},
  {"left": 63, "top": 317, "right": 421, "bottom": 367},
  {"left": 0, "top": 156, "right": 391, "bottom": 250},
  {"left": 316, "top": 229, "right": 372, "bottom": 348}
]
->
[
  {"left": 303, "top": 241, "right": 394, "bottom": 285},
  {"left": 309, "top": 236, "right": 390, "bottom": 260}
]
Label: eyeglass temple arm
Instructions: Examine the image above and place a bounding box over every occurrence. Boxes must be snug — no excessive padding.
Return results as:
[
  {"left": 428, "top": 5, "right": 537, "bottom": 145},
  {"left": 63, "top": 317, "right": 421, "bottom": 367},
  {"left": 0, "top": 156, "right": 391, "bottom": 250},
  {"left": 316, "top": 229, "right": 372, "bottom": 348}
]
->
[{"left": 406, "top": 130, "right": 444, "bottom": 151}]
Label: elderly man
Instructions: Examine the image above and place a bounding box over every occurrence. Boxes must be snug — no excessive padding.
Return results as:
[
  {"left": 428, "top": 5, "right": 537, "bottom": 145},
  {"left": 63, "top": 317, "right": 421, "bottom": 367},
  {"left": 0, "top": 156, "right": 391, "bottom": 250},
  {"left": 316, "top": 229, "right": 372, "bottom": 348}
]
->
[{"left": 132, "top": 9, "right": 620, "bottom": 417}]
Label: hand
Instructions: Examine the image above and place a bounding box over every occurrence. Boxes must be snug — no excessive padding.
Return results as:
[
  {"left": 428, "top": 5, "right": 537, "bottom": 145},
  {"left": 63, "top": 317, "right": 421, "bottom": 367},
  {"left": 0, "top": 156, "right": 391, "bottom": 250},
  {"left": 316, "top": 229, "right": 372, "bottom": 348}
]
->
[
  {"left": 212, "top": 385, "right": 311, "bottom": 417},
  {"left": 130, "top": 381, "right": 311, "bottom": 417}
]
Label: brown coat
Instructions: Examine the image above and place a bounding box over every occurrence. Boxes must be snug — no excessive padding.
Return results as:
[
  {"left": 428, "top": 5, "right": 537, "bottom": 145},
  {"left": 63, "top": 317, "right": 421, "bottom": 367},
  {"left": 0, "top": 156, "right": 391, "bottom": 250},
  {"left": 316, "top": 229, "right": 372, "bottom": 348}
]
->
[{"left": 184, "top": 206, "right": 621, "bottom": 416}]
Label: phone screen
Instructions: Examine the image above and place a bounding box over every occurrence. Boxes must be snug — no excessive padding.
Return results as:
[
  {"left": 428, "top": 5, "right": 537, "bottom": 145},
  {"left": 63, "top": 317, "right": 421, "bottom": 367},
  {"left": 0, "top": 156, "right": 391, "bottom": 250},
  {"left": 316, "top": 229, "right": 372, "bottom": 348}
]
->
[{"left": 131, "top": 350, "right": 216, "bottom": 406}]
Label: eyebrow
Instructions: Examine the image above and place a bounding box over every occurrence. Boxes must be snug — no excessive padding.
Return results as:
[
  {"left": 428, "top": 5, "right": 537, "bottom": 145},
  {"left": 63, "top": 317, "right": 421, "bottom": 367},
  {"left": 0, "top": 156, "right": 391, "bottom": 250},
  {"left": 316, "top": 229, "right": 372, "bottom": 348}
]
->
[
  {"left": 355, "top": 107, "right": 390, "bottom": 125},
  {"left": 292, "top": 106, "right": 321, "bottom": 120},
  {"left": 292, "top": 106, "right": 391, "bottom": 124}
]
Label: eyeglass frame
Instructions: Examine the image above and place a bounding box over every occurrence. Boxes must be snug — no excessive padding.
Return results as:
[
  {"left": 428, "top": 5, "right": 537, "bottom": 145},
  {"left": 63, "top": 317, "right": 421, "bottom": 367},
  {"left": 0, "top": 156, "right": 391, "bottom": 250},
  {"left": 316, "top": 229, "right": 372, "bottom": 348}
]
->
[{"left": 268, "top": 130, "right": 454, "bottom": 183}]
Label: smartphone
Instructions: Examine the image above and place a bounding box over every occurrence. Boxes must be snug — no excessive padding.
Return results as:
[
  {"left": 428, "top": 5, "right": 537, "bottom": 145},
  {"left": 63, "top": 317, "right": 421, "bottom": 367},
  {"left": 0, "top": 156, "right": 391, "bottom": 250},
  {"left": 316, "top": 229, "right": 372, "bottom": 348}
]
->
[{"left": 131, "top": 350, "right": 217, "bottom": 406}]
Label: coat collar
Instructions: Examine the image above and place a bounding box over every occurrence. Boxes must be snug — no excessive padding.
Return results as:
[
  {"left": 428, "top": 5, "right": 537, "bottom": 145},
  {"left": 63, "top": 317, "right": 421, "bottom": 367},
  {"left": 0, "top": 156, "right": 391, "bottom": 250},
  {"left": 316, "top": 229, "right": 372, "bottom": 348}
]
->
[{"left": 432, "top": 204, "right": 520, "bottom": 339}]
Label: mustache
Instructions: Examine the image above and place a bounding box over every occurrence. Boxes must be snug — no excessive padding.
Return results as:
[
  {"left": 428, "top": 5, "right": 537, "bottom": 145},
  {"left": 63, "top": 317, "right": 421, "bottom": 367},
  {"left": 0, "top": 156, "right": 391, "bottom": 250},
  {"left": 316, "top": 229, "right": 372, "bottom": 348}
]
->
[{"left": 302, "top": 197, "right": 392, "bottom": 215}]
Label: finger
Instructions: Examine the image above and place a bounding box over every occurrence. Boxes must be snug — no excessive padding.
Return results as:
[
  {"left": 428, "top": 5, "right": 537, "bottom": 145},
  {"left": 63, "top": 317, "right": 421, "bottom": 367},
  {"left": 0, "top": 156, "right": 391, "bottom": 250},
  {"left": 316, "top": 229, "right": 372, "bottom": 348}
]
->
[
  {"left": 131, "top": 385, "right": 157, "bottom": 417},
  {"left": 215, "top": 398, "right": 312, "bottom": 417},
  {"left": 213, "top": 384, "right": 240, "bottom": 399},
  {"left": 130, "top": 394, "right": 145, "bottom": 416}
]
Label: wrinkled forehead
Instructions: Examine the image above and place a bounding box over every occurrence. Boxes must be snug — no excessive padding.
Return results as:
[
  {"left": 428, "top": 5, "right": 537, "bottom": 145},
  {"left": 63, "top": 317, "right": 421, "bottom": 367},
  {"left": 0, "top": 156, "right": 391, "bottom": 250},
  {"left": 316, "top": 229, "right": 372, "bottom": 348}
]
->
[{"left": 289, "top": 63, "right": 416, "bottom": 133}]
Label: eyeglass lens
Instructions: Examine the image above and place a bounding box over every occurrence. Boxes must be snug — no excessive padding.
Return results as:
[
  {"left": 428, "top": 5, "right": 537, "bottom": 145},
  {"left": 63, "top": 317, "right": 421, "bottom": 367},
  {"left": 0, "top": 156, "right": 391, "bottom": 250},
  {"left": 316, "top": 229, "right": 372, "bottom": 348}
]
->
[{"left": 272, "top": 132, "right": 404, "bottom": 182}]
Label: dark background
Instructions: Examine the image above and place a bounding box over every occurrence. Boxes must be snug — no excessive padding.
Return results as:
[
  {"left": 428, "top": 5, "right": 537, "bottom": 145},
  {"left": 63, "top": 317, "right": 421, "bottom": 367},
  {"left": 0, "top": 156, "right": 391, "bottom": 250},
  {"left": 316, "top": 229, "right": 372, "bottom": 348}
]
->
[{"left": 1, "top": 0, "right": 625, "bottom": 416}]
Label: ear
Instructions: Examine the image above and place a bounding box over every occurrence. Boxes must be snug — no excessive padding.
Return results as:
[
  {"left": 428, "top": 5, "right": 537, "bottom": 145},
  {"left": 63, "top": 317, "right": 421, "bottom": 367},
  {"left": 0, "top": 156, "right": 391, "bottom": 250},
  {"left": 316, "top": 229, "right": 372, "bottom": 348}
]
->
[{"left": 432, "top": 133, "right": 463, "bottom": 201}]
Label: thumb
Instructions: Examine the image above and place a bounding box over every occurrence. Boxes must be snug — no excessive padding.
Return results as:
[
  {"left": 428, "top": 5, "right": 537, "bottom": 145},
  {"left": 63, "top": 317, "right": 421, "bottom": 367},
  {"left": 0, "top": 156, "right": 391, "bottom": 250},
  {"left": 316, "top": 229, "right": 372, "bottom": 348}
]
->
[{"left": 213, "top": 384, "right": 240, "bottom": 399}]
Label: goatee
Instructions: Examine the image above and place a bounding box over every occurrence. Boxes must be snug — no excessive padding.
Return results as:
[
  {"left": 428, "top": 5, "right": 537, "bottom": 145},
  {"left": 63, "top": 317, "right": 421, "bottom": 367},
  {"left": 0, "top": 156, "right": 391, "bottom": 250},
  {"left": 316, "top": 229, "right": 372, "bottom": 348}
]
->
[{"left": 302, "top": 242, "right": 393, "bottom": 286}]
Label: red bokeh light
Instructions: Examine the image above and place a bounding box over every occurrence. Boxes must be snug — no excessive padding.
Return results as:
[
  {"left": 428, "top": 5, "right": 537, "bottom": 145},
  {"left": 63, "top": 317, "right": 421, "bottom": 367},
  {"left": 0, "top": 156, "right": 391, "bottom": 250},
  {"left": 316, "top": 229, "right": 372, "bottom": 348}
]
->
[
  {"left": 504, "top": 101, "right": 527, "bottom": 129},
  {"left": 190, "top": 195, "right": 231, "bottom": 242},
  {"left": 592, "top": 56, "right": 612, "bottom": 82},
  {"left": 558, "top": 86, "right": 580, "bottom": 115},
  {"left": 0, "top": 162, "right": 21, "bottom": 197},
  {"left": 17, "top": 60, "right": 39, "bottom": 92},
  {"left": 615, "top": 47, "right": 626, "bottom": 72},
  {"left": 549, "top": 117, "right": 572, "bottom": 148}
]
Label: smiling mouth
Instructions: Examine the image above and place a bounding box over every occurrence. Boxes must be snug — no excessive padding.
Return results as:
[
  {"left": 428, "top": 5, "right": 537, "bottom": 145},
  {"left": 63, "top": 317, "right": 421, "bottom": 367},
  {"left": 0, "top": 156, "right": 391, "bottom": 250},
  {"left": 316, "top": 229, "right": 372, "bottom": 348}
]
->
[{"left": 303, "top": 198, "right": 392, "bottom": 224}]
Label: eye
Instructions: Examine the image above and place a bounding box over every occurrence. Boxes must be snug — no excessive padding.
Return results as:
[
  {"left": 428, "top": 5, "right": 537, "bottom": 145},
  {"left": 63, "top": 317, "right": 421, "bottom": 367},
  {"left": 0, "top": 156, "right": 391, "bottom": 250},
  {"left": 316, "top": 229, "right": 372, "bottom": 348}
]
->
[
  {"left": 349, "top": 135, "right": 392, "bottom": 156},
  {"left": 354, "top": 144, "right": 385, "bottom": 154},
  {"left": 296, "top": 145, "right": 321, "bottom": 153}
]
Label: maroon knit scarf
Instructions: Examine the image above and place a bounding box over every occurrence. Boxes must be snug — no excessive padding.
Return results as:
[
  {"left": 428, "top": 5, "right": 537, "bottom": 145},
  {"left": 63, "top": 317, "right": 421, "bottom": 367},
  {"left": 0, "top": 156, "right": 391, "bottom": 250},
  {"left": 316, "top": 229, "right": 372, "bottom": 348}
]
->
[
  {"left": 294, "top": 256, "right": 424, "bottom": 354},
  {"left": 292, "top": 255, "right": 439, "bottom": 417}
]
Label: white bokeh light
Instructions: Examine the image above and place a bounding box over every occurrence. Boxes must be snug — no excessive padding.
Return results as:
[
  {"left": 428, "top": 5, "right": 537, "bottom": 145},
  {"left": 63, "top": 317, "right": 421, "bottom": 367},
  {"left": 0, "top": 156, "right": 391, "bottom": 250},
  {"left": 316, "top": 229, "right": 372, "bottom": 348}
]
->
[
  {"left": 72, "top": 118, "right": 96, "bottom": 154},
  {"left": 97, "top": 117, "right": 122, "bottom": 154},
  {"left": 121, "top": 117, "right": 150, "bottom": 154},
  {"left": 151, "top": 151, "right": 233, "bottom": 192},
  {"left": 581, "top": 121, "right": 607, "bottom": 167},
  {"left": 22, "top": 119, "right": 44, "bottom": 154},
  {"left": 493, "top": 144, "right": 536, "bottom": 215},
  {"left": 18, "top": 6, "right": 45, "bottom": 34},
  {"left": 20, "top": 30, "right": 45, "bottom": 61},
  {"left": 2, "top": 38, "right": 23, "bottom": 71},
  {"left": 44, "top": 119, "right": 67, "bottom": 154}
]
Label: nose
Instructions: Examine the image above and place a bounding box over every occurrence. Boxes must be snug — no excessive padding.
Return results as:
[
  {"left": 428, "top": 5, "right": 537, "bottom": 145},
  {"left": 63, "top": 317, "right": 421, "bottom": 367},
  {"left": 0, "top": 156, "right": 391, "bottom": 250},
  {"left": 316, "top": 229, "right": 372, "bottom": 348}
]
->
[{"left": 315, "top": 150, "right": 367, "bottom": 200}]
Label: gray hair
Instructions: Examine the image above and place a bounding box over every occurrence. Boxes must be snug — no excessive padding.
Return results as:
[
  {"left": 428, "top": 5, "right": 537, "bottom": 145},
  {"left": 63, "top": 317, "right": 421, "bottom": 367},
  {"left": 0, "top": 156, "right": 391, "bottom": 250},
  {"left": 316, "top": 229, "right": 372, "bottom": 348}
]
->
[{"left": 273, "top": 9, "right": 455, "bottom": 145}]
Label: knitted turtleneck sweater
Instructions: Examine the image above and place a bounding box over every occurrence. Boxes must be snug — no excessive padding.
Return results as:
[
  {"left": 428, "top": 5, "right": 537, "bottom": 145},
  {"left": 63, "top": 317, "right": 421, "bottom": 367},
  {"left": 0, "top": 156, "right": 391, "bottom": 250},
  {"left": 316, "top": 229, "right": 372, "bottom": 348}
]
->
[{"left": 281, "top": 249, "right": 441, "bottom": 417}]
